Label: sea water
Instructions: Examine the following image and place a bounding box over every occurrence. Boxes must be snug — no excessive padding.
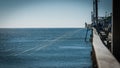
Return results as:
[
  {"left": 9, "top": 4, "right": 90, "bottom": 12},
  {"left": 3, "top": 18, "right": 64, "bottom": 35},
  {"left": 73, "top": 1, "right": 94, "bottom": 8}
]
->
[{"left": 0, "top": 28, "right": 92, "bottom": 68}]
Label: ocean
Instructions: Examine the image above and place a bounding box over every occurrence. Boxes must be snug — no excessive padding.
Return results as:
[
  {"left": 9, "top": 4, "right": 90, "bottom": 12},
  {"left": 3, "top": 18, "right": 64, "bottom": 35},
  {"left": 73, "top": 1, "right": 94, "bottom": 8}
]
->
[{"left": 0, "top": 28, "right": 92, "bottom": 68}]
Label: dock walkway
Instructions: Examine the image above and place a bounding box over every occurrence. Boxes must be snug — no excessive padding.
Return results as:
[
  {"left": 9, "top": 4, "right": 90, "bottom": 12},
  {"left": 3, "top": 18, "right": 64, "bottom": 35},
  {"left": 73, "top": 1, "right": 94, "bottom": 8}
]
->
[{"left": 92, "top": 28, "right": 120, "bottom": 68}]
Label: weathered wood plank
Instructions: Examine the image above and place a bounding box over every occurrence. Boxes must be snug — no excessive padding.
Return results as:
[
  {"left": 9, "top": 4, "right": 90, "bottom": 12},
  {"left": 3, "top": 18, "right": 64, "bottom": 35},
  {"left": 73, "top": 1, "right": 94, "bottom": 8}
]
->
[{"left": 92, "top": 28, "right": 120, "bottom": 68}]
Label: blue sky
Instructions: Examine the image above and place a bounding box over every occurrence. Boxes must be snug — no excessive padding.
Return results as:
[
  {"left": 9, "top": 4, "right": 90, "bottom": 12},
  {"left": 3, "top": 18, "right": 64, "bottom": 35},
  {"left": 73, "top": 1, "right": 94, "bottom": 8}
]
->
[{"left": 0, "top": 0, "right": 112, "bottom": 28}]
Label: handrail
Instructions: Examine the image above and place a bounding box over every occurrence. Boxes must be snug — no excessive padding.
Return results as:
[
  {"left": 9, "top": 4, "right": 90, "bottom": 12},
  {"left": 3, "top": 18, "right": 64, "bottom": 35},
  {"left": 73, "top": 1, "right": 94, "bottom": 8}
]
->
[{"left": 92, "top": 28, "right": 120, "bottom": 68}]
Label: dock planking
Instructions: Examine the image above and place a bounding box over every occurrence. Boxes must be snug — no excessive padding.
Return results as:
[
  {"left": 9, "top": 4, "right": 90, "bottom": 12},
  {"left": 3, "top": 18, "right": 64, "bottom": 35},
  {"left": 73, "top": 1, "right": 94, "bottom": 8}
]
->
[{"left": 92, "top": 28, "right": 120, "bottom": 68}]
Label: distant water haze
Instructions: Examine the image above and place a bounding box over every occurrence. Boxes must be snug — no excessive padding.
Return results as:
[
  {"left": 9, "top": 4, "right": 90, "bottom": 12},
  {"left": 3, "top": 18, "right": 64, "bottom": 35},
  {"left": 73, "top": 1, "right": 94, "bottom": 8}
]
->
[{"left": 0, "top": 0, "right": 112, "bottom": 28}]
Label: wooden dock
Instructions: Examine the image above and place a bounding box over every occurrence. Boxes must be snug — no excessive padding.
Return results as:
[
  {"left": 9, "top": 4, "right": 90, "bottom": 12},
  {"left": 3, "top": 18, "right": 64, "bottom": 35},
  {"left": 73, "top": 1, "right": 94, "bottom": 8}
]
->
[{"left": 92, "top": 28, "right": 120, "bottom": 68}]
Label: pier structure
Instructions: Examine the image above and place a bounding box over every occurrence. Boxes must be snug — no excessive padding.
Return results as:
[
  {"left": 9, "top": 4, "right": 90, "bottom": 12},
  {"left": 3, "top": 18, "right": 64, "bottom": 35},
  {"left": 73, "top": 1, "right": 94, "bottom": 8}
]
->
[
  {"left": 92, "top": 28, "right": 120, "bottom": 68},
  {"left": 90, "top": 0, "right": 120, "bottom": 67},
  {"left": 91, "top": 0, "right": 112, "bottom": 52}
]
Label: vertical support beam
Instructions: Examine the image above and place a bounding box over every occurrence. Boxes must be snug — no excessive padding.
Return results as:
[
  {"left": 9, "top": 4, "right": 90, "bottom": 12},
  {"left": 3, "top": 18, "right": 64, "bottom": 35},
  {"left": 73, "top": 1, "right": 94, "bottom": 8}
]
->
[
  {"left": 111, "top": 12, "right": 113, "bottom": 53},
  {"left": 93, "top": 0, "right": 98, "bottom": 24},
  {"left": 95, "top": 0, "right": 98, "bottom": 24},
  {"left": 85, "top": 28, "right": 88, "bottom": 42},
  {"left": 113, "top": 0, "right": 120, "bottom": 62}
]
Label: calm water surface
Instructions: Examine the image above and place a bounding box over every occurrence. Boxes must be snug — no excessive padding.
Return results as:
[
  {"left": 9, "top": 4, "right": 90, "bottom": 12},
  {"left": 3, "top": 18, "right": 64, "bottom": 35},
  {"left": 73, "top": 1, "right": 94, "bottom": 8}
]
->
[{"left": 0, "top": 28, "right": 92, "bottom": 68}]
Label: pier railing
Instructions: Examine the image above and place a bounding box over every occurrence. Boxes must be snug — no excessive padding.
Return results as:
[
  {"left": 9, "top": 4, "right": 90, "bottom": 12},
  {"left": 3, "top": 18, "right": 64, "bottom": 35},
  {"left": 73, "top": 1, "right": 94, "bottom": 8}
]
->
[{"left": 92, "top": 28, "right": 120, "bottom": 68}]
